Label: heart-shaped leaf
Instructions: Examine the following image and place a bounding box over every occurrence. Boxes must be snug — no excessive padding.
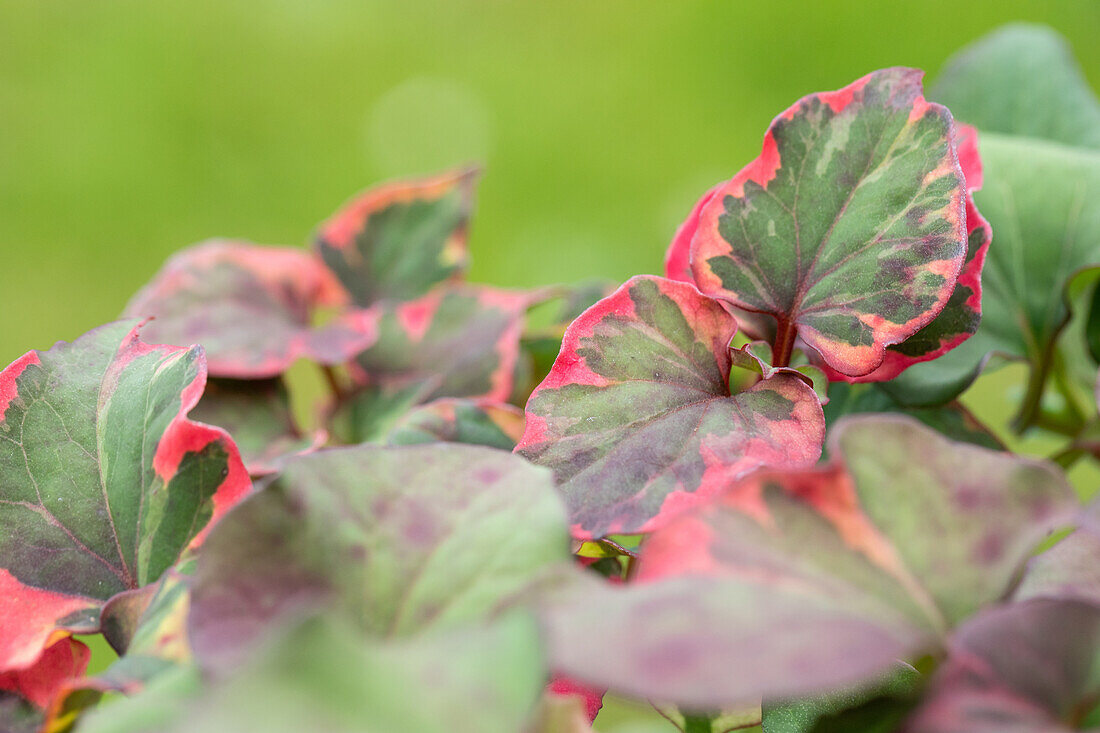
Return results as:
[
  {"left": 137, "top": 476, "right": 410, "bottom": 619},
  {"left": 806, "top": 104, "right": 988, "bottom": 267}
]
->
[
  {"left": 0, "top": 320, "right": 250, "bottom": 677},
  {"left": 351, "top": 284, "right": 530, "bottom": 404},
  {"left": 314, "top": 168, "right": 477, "bottom": 306},
  {"left": 517, "top": 275, "right": 824, "bottom": 539},
  {"left": 124, "top": 240, "right": 378, "bottom": 379},
  {"left": 542, "top": 417, "right": 1076, "bottom": 709},
  {"left": 189, "top": 444, "right": 568, "bottom": 672},
  {"left": 901, "top": 598, "right": 1100, "bottom": 732},
  {"left": 689, "top": 68, "right": 968, "bottom": 376},
  {"left": 190, "top": 378, "right": 323, "bottom": 476}
]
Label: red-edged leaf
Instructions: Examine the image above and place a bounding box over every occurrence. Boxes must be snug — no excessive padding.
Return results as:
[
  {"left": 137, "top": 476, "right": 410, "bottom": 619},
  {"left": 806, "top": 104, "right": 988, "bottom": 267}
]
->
[
  {"left": 0, "top": 321, "right": 250, "bottom": 676},
  {"left": 690, "top": 68, "right": 968, "bottom": 376},
  {"left": 124, "top": 240, "right": 378, "bottom": 378},
  {"left": 665, "top": 184, "right": 721, "bottom": 284},
  {"left": 545, "top": 675, "right": 605, "bottom": 724},
  {"left": 516, "top": 275, "right": 824, "bottom": 539},
  {"left": 540, "top": 416, "right": 1077, "bottom": 709},
  {"left": 824, "top": 123, "right": 992, "bottom": 382},
  {"left": 902, "top": 598, "right": 1100, "bottom": 732},
  {"left": 0, "top": 636, "right": 89, "bottom": 710},
  {"left": 351, "top": 284, "right": 530, "bottom": 404},
  {"left": 314, "top": 168, "right": 478, "bottom": 305}
]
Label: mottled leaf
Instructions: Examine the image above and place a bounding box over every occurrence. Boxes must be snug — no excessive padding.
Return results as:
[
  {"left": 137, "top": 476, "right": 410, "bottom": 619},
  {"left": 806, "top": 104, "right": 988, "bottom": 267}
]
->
[
  {"left": 191, "top": 378, "right": 323, "bottom": 475},
  {"left": 314, "top": 168, "right": 477, "bottom": 305},
  {"left": 822, "top": 382, "right": 1002, "bottom": 451},
  {"left": 189, "top": 444, "right": 568, "bottom": 672},
  {"left": 889, "top": 30, "right": 1100, "bottom": 408},
  {"left": 1015, "top": 528, "right": 1100, "bottom": 607},
  {"left": 931, "top": 24, "right": 1100, "bottom": 150},
  {"left": 543, "top": 417, "right": 1076, "bottom": 709},
  {"left": 384, "top": 398, "right": 525, "bottom": 450},
  {"left": 352, "top": 284, "right": 530, "bottom": 404},
  {"left": 902, "top": 598, "right": 1100, "bottom": 732},
  {"left": 517, "top": 275, "right": 824, "bottom": 539},
  {"left": 124, "top": 240, "right": 377, "bottom": 378},
  {"left": 823, "top": 124, "right": 991, "bottom": 383},
  {"left": 690, "top": 68, "right": 968, "bottom": 376},
  {"left": 0, "top": 321, "right": 250, "bottom": 677}
]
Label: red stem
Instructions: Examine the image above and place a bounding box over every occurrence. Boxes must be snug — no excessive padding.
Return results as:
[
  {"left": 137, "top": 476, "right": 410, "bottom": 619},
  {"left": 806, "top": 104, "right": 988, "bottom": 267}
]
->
[{"left": 772, "top": 315, "right": 797, "bottom": 368}]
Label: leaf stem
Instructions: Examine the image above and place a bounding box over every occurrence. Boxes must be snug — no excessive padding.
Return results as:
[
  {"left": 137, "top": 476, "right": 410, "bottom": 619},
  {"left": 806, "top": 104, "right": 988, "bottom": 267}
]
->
[
  {"left": 1012, "top": 358, "right": 1052, "bottom": 434},
  {"left": 682, "top": 713, "right": 713, "bottom": 733},
  {"left": 772, "top": 316, "right": 797, "bottom": 369}
]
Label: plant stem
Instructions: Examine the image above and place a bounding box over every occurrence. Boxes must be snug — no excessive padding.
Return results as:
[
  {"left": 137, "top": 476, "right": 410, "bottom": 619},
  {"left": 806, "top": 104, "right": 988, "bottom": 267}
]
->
[
  {"left": 682, "top": 714, "right": 713, "bottom": 733},
  {"left": 1012, "top": 356, "right": 1052, "bottom": 434},
  {"left": 772, "top": 315, "right": 797, "bottom": 368},
  {"left": 322, "top": 364, "right": 345, "bottom": 401}
]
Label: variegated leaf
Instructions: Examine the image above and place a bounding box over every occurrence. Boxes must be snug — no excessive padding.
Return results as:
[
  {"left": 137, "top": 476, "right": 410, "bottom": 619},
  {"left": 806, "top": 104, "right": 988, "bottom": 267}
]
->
[
  {"left": 314, "top": 168, "right": 477, "bottom": 305},
  {"left": 384, "top": 398, "right": 525, "bottom": 450},
  {"left": 0, "top": 321, "right": 250, "bottom": 679},
  {"left": 124, "top": 240, "right": 378, "bottom": 379},
  {"left": 690, "top": 68, "right": 968, "bottom": 376},
  {"left": 517, "top": 275, "right": 824, "bottom": 539}
]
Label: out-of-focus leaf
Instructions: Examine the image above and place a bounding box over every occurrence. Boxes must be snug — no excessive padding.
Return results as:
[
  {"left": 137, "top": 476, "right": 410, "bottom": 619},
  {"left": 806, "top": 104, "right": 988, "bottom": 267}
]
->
[
  {"left": 652, "top": 702, "right": 762, "bottom": 732},
  {"left": 901, "top": 598, "right": 1100, "bottom": 732},
  {"left": 84, "top": 612, "right": 544, "bottom": 733},
  {"left": 762, "top": 665, "right": 921, "bottom": 733},
  {"left": 0, "top": 321, "right": 249, "bottom": 679},
  {"left": 189, "top": 444, "right": 568, "bottom": 671},
  {"left": 517, "top": 275, "right": 824, "bottom": 539},
  {"left": 690, "top": 68, "right": 968, "bottom": 377},
  {"left": 542, "top": 417, "right": 1077, "bottom": 709},
  {"left": 191, "top": 378, "right": 322, "bottom": 475},
  {"left": 124, "top": 240, "right": 377, "bottom": 378},
  {"left": 822, "top": 382, "right": 1002, "bottom": 450},
  {"left": 931, "top": 24, "right": 1100, "bottom": 150},
  {"left": 0, "top": 637, "right": 89, "bottom": 710},
  {"left": 1016, "top": 528, "right": 1100, "bottom": 606},
  {"left": 352, "top": 284, "right": 530, "bottom": 404},
  {"left": 314, "top": 168, "right": 477, "bottom": 306},
  {"left": 384, "top": 398, "right": 525, "bottom": 450}
]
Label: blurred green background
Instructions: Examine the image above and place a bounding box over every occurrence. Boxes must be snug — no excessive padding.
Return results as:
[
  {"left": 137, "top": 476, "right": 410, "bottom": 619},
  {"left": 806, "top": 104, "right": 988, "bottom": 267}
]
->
[
  {"left": 3, "top": 2, "right": 1099, "bottom": 729},
  {"left": 2, "top": 1, "right": 1098, "bottom": 366}
]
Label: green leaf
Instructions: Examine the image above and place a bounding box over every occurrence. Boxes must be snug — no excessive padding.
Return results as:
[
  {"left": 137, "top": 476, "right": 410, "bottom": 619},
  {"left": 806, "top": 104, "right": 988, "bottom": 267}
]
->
[
  {"left": 190, "top": 378, "right": 321, "bottom": 475},
  {"left": 124, "top": 240, "right": 377, "bottom": 379},
  {"left": 518, "top": 275, "right": 825, "bottom": 538},
  {"left": 81, "top": 613, "right": 545, "bottom": 733},
  {"left": 0, "top": 320, "right": 249, "bottom": 677},
  {"left": 384, "top": 398, "right": 525, "bottom": 450},
  {"left": 189, "top": 443, "right": 569, "bottom": 671},
  {"left": 931, "top": 24, "right": 1100, "bottom": 150},
  {"left": 314, "top": 168, "right": 478, "bottom": 305},
  {"left": 690, "top": 68, "right": 968, "bottom": 376}
]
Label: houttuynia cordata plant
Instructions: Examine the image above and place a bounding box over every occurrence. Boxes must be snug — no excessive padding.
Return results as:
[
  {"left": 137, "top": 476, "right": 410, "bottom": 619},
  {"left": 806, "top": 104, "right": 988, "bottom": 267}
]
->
[{"left": 4, "top": 22, "right": 1100, "bottom": 733}]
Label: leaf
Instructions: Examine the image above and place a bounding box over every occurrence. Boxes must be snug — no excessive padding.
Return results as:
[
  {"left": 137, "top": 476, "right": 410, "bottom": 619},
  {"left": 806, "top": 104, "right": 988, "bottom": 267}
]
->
[
  {"left": 822, "top": 382, "right": 1002, "bottom": 451},
  {"left": 542, "top": 416, "right": 1077, "bottom": 708},
  {"left": 517, "top": 275, "right": 825, "bottom": 539},
  {"left": 761, "top": 665, "right": 920, "bottom": 733},
  {"left": 1015, "top": 528, "right": 1100, "bottom": 607},
  {"left": 384, "top": 398, "right": 525, "bottom": 450},
  {"left": 0, "top": 637, "right": 89, "bottom": 710},
  {"left": 0, "top": 321, "right": 250, "bottom": 677},
  {"left": 82, "top": 612, "right": 545, "bottom": 733},
  {"left": 931, "top": 24, "right": 1100, "bottom": 150},
  {"left": 689, "top": 68, "right": 968, "bottom": 376},
  {"left": 190, "top": 378, "right": 323, "bottom": 475},
  {"left": 889, "top": 28, "right": 1100, "bottom": 408},
  {"left": 314, "top": 168, "right": 478, "bottom": 305},
  {"left": 822, "top": 124, "right": 992, "bottom": 383},
  {"left": 901, "top": 598, "right": 1100, "bottom": 732},
  {"left": 351, "top": 284, "right": 530, "bottom": 404},
  {"left": 189, "top": 443, "right": 568, "bottom": 672},
  {"left": 124, "top": 240, "right": 378, "bottom": 379}
]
